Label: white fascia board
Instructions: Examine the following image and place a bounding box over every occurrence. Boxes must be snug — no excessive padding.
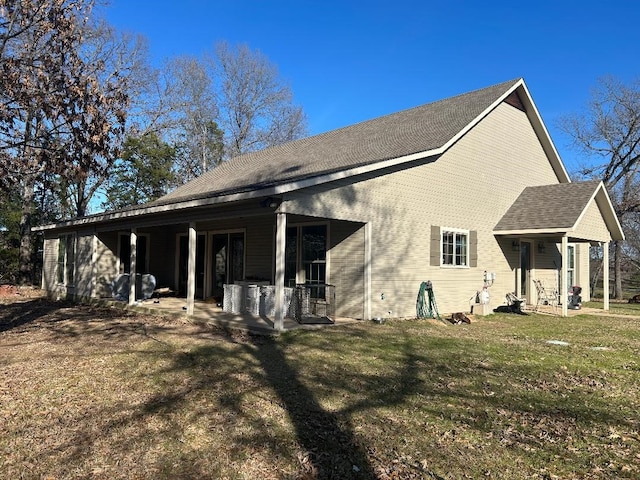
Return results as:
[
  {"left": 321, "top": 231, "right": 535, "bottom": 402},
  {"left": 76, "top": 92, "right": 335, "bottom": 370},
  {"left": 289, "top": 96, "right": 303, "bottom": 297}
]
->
[
  {"left": 270, "top": 148, "right": 443, "bottom": 194},
  {"left": 594, "top": 182, "right": 625, "bottom": 240},
  {"left": 438, "top": 80, "right": 526, "bottom": 153},
  {"left": 570, "top": 181, "right": 624, "bottom": 241},
  {"left": 34, "top": 147, "right": 445, "bottom": 232},
  {"left": 517, "top": 81, "right": 571, "bottom": 183},
  {"left": 493, "top": 228, "right": 571, "bottom": 236},
  {"left": 33, "top": 189, "right": 272, "bottom": 231}
]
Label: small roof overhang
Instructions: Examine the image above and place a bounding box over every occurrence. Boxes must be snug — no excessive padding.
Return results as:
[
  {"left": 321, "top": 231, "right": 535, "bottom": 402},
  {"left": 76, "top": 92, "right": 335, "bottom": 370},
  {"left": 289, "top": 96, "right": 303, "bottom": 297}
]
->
[{"left": 493, "top": 181, "right": 624, "bottom": 243}]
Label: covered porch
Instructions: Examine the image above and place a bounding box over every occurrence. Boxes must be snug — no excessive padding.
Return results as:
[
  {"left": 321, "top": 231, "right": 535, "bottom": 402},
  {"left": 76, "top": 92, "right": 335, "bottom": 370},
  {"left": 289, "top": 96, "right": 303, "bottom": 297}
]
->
[
  {"left": 493, "top": 181, "right": 624, "bottom": 317},
  {"left": 86, "top": 197, "right": 368, "bottom": 331}
]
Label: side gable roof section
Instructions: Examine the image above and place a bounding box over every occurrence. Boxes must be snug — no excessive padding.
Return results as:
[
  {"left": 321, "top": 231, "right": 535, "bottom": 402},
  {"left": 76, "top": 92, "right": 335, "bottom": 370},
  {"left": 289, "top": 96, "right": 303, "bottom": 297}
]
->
[
  {"left": 493, "top": 181, "right": 624, "bottom": 242},
  {"left": 35, "top": 77, "right": 571, "bottom": 231}
]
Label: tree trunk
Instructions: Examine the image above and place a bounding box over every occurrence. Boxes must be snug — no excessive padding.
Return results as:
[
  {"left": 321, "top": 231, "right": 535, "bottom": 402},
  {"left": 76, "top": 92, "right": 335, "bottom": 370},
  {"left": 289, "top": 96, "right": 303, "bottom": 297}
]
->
[
  {"left": 614, "top": 240, "right": 624, "bottom": 299},
  {"left": 18, "top": 175, "right": 36, "bottom": 285}
]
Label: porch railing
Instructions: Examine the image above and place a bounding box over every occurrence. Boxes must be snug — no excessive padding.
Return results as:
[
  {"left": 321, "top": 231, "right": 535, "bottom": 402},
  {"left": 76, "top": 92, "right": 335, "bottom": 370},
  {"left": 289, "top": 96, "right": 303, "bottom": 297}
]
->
[{"left": 222, "top": 283, "right": 335, "bottom": 323}]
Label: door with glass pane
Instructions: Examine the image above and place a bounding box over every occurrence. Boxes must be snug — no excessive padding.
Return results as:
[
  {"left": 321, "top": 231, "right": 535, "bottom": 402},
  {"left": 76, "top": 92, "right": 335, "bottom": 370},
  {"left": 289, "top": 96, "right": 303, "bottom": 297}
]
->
[
  {"left": 209, "top": 232, "right": 244, "bottom": 301},
  {"left": 520, "top": 241, "right": 531, "bottom": 302},
  {"left": 285, "top": 224, "right": 327, "bottom": 299}
]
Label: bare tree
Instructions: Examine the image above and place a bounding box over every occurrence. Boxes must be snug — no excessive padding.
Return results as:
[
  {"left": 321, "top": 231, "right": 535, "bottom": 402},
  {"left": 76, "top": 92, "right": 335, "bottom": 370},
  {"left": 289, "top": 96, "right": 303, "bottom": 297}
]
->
[
  {"left": 56, "top": 20, "right": 147, "bottom": 217},
  {"left": 166, "top": 56, "right": 223, "bottom": 182},
  {"left": 210, "top": 41, "right": 307, "bottom": 158},
  {"left": 560, "top": 75, "right": 640, "bottom": 298},
  {"left": 0, "top": 0, "right": 130, "bottom": 283}
]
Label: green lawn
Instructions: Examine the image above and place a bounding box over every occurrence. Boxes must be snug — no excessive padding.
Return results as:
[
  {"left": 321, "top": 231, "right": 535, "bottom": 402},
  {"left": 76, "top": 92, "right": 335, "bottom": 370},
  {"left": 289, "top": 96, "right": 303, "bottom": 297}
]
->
[{"left": 1, "top": 299, "right": 639, "bottom": 479}]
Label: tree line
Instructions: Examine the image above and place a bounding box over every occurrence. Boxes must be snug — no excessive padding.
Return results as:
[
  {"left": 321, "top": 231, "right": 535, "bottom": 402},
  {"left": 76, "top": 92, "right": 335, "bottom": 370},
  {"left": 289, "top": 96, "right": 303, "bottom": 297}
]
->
[{"left": 0, "top": 0, "right": 306, "bottom": 284}]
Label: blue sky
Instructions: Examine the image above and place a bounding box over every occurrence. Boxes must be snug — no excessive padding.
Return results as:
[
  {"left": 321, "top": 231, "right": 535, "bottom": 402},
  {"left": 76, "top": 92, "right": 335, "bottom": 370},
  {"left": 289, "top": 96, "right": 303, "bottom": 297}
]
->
[{"left": 104, "top": 0, "right": 638, "bottom": 175}]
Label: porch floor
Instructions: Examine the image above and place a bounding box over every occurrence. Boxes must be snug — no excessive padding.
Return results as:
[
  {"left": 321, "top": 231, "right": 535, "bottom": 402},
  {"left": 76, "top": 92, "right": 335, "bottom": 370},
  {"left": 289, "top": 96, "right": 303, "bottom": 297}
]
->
[{"left": 107, "top": 296, "right": 360, "bottom": 334}]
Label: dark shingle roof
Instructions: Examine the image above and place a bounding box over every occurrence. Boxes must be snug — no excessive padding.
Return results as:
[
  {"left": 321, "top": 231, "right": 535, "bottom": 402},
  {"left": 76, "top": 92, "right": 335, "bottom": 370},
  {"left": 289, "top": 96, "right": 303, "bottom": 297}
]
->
[
  {"left": 156, "top": 78, "right": 521, "bottom": 205},
  {"left": 494, "top": 181, "right": 602, "bottom": 232}
]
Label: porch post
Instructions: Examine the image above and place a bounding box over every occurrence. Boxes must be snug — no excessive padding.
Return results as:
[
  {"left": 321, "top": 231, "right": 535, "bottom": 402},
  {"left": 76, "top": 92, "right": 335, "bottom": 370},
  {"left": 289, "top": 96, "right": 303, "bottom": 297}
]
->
[
  {"left": 603, "top": 241, "right": 610, "bottom": 311},
  {"left": 186, "top": 222, "right": 196, "bottom": 315},
  {"left": 274, "top": 212, "right": 287, "bottom": 331},
  {"left": 364, "top": 222, "right": 372, "bottom": 320},
  {"left": 129, "top": 228, "right": 137, "bottom": 305},
  {"left": 560, "top": 235, "right": 568, "bottom": 317}
]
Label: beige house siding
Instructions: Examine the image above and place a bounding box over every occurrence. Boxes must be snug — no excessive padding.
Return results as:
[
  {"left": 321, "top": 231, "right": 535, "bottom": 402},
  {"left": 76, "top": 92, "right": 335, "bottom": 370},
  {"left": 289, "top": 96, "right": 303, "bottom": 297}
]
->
[
  {"left": 285, "top": 101, "right": 563, "bottom": 316},
  {"left": 75, "top": 233, "right": 94, "bottom": 298},
  {"left": 531, "top": 244, "right": 561, "bottom": 299},
  {"left": 42, "top": 236, "right": 59, "bottom": 294},
  {"left": 329, "top": 220, "right": 365, "bottom": 318},
  {"left": 572, "top": 200, "right": 612, "bottom": 242},
  {"left": 95, "top": 232, "right": 118, "bottom": 298},
  {"left": 244, "top": 216, "right": 275, "bottom": 282},
  {"left": 576, "top": 243, "right": 591, "bottom": 301}
]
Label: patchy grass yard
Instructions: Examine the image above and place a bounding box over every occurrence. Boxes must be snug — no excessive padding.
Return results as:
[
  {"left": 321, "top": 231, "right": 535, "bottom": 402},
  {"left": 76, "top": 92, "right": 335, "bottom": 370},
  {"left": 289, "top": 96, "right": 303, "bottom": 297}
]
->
[{"left": 1, "top": 297, "right": 640, "bottom": 479}]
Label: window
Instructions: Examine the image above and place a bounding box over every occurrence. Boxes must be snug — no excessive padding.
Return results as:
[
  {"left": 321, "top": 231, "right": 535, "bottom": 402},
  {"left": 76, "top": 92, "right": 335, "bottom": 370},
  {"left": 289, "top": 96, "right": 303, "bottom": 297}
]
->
[
  {"left": 441, "top": 229, "right": 468, "bottom": 267},
  {"left": 284, "top": 224, "right": 328, "bottom": 298},
  {"left": 567, "top": 244, "right": 575, "bottom": 287},
  {"left": 57, "top": 234, "right": 75, "bottom": 285}
]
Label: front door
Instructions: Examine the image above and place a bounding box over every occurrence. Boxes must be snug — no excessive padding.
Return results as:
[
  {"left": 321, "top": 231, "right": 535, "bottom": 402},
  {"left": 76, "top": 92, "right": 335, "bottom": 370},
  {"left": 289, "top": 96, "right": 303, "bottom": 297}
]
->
[{"left": 520, "top": 241, "right": 531, "bottom": 302}]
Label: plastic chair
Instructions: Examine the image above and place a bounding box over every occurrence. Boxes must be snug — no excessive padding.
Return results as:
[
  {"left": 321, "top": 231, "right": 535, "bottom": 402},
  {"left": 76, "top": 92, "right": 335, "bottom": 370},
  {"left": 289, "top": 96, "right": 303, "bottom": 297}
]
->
[{"left": 533, "top": 279, "right": 559, "bottom": 313}]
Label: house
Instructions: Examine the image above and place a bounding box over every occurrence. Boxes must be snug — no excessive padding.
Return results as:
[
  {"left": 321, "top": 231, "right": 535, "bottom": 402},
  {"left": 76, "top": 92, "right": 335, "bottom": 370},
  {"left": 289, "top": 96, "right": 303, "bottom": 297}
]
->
[{"left": 35, "top": 78, "right": 624, "bottom": 329}]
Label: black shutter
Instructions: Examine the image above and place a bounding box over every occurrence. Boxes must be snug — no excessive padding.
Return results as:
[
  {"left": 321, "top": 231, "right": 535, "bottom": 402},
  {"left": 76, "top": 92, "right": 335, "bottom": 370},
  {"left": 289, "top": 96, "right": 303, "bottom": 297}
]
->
[
  {"left": 469, "top": 230, "right": 478, "bottom": 267},
  {"left": 430, "top": 226, "right": 440, "bottom": 266}
]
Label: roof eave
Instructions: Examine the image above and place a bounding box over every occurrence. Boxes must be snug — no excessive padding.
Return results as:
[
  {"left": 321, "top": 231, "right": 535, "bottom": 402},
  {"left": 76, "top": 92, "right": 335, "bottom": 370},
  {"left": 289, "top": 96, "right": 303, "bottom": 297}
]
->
[
  {"left": 34, "top": 147, "right": 444, "bottom": 232},
  {"left": 493, "top": 228, "right": 572, "bottom": 236}
]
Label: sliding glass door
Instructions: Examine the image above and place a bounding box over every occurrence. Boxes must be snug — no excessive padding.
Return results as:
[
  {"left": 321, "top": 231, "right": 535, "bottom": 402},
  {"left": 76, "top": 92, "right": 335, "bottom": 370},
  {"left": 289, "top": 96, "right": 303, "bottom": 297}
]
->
[{"left": 209, "top": 232, "right": 245, "bottom": 301}]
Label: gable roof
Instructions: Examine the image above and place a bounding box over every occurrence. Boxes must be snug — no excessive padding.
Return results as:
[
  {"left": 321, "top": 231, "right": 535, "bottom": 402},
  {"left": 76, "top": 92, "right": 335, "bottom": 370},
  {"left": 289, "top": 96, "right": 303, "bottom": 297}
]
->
[
  {"left": 154, "top": 77, "right": 568, "bottom": 206},
  {"left": 35, "top": 77, "right": 571, "bottom": 230},
  {"left": 493, "top": 181, "right": 624, "bottom": 241}
]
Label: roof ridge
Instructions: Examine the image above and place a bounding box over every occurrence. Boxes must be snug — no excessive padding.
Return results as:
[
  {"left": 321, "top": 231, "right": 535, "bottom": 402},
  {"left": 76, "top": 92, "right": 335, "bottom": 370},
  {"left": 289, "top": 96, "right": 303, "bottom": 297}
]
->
[
  {"left": 153, "top": 77, "right": 526, "bottom": 205},
  {"left": 227, "top": 77, "right": 524, "bottom": 159}
]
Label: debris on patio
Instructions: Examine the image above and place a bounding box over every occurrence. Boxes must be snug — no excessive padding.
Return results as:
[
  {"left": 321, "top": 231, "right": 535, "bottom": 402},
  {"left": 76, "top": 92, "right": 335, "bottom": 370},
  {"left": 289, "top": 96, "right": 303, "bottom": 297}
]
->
[
  {"left": 447, "top": 312, "right": 471, "bottom": 325},
  {"left": 0, "top": 285, "right": 18, "bottom": 297}
]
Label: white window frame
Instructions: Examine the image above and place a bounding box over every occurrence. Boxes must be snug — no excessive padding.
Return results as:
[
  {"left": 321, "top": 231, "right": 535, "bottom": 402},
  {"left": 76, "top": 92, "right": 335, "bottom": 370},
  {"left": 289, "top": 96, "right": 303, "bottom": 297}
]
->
[
  {"left": 57, "top": 233, "right": 76, "bottom": 285},
  {"left": 282, "top": 221, "right": 330, "bottom": 288},
  {"left": 440, "top": 227, "right": 469, "bottom": 268},
  {"left": 567, "top": 244, "right": 576, "bottom": 288}
]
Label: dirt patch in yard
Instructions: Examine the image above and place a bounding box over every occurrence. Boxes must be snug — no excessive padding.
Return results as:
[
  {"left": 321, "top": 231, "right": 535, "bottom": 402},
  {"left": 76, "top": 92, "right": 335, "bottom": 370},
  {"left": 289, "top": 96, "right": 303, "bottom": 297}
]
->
[{"left": 0, "top": 285, "right": 45, "bottom": 300}]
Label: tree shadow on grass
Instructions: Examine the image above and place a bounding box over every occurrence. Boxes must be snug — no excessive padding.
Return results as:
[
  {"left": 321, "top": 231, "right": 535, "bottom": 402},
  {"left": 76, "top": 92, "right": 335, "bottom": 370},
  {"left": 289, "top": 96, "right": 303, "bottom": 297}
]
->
[
  {"left": 29, "top": 316, "right": 640, "bottom": 479},
  {"left": 0, "top": 298, "right": 82, "bottom": 333},
  {"left": 247, "top": 335, "right": 379, "bottom": 479}
]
